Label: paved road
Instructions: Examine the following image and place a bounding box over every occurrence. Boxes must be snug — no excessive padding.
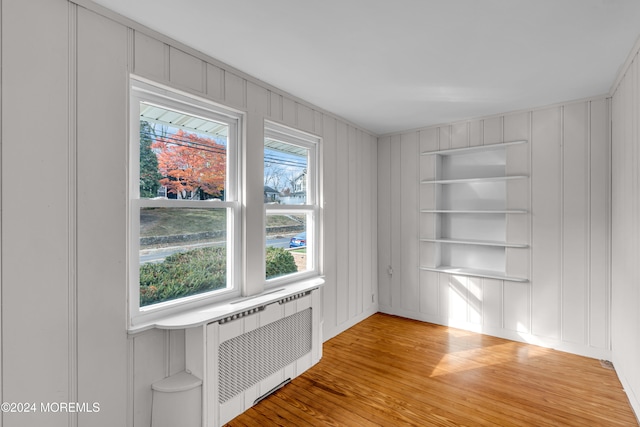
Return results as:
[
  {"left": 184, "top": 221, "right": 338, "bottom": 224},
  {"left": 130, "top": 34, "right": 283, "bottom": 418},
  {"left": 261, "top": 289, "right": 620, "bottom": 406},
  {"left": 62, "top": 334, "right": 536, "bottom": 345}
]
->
[{"left": 140, "top": 237, "right": 291, "bottom": 263}]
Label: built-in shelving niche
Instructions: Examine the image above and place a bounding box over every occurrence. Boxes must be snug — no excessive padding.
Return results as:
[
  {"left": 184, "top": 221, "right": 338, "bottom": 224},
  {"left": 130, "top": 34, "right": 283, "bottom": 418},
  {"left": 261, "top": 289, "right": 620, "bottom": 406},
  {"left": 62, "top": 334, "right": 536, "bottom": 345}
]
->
[{"left": 419, "top": 141, "right": 529, "bottom": 282}]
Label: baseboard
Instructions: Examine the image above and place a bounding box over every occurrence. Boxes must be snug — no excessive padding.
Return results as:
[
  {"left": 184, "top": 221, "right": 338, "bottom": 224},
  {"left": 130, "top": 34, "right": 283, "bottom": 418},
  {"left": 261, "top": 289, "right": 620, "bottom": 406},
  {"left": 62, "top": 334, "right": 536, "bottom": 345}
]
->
[
  {"left": 379, "top": 307, "right": 612, "bottom": 361},
  {"left": 615, "top": 363, "right": 640, "bottom": 425}
]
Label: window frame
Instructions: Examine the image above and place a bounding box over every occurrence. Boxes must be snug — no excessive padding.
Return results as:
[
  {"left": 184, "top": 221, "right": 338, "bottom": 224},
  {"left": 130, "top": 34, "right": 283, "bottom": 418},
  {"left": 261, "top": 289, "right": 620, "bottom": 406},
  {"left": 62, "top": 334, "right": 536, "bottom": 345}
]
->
[
  {"left": 128, "top": 77, "right": 244, "bottom": 328},
  {"left": 264, "top": 121, "right": 322, "bottom": 286}
]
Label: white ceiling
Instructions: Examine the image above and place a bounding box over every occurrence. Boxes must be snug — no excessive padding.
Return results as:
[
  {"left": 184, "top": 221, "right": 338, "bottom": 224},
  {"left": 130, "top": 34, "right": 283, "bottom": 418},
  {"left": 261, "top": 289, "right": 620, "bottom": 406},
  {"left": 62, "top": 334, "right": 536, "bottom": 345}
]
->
[{"left": 93, "top": 0, "right": 640, "bottom": 135}]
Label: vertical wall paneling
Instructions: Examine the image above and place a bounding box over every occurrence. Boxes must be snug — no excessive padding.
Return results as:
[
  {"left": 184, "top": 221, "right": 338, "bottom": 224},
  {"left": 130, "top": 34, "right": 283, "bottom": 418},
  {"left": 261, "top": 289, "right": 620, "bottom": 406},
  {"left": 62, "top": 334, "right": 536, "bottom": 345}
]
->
[
  {"left": 438, "top": 126, "right": 451, "bottom": 150},
  {"left": 390, "top": 134, "right": 403, "bottom": 310},
  {"left": 224, "top": 72, "right": 245, "bottom": 109},
  {"left": 133, "top": 31, "right": 166, "bottom": 81},
  {"left": 504, "top": 112, "right": 531, "bottom": 333},
  {"left": 419, "top": 271, "right": 439, "bottom": 317},
  {"left": 438, "top": 273, "right": 452, "bottom": 322},
  {"left": 636, "top": 53, "right": 640, "bottom": 416},
  {"left": 483, "top": 116, "right": 503, "bottom": 145},
  {"left": 357, "top": 131, "right": 365, "bottom": 314},
  {"left": 418, "top": 129, "right": 439, "bottom": 316},
  {"left": 382, "top": 97, "right": 611, "bottom": 360},
  {"left": 469, "top": 120, "right": 483, "bottom": 147},
  {"left": 562, "top": 102, "right": 589, "bottom": 345},
  {"left": 68, "top": 4, "right": 79, "bottom": 425},
  {"left": 467, "top": 277, "right": 482, "bottom": 325},
  {"left": 362, "top": 132, "right": 374, "bottom": 313},
  {"left": 446, "top": 274, "right": 469, "bottom": 326},
  {"left": 635, "top": 55, "right": 640, "bottom": 417},
  {"left": 322, "top": 117, "right": 338, "bottom": 336},
  {"left": 531, "top": 107, "right": 562, "bottom": 340},
  {"left": 169, "top": 47, "right": 204, "bottom": 93},
  {"left": 400, "top": 132, "right": 419, "bottom": 312},
  {"left": 611, "top": 40, "right": 640, "bottom": 419},
  {"left": 364, "top": 132, "right": 372, "bottom": 312},
  {"left": 451, "top": 122, "right": 468, "bottom": 149},
  {"left": 335, "top": 122, "right": 349, "bottom": 326},
  {"left": 347, "top": 126, "right": 358, "bottom": 319},
  {"left": 369, "top": 134, "right": 378, "bottom": 310},
  {"left": 282, "top": 97, "right": 296, "bottom": 126},
  {"left": 132, "top": 330, "right": 167, "bottom": 427},
  {"left": 296, "top": 103, "right": 314, "bottom": 133},
  {"left": 77, "top": 8, "right": 129, "bottom": 426},
  {"left": 313, "top": 110, "right": 323, "bottom": 136},
  {"left": 632, "top": 53, "right": 638, "bottom": 414},
  {"left": 611, "top": 72, "right": 626, "bottom": 372},
  {"left": 169, "top": 329, "right": 186, "bottom": 375},
  {"left": 632, "top": 55, "right": 638, "bottom": 409},
  {"left": 377, "top": 137, "right": 392, "bottom": 309},
  {"left": 482, "top": 279, "right": 503, "bottom": 330},
  {"left": 206, "top": 64, "right": 224, "bottom": 101},
  {"left": 355, "top": 130, "right": 363, "bottom": 315},
  {"left": 589, "top": 98, "right": 610, "bottom": 350},
  {"left": 269, "top": 92, "right": 283, "bottom": 121},
  {"left": 246, "top": 81, "right": 269, "bottom": 114},
  {"left": 0, "top": 0, "right": 3, "bottom": 417},
  {"left": 2, "top": 1, "right": 70, "bottom": 425}
]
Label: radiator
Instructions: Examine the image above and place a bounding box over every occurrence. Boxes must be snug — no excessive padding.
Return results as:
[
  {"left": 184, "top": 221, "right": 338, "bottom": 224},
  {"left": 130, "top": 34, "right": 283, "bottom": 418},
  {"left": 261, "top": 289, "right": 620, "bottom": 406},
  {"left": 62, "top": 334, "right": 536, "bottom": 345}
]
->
[{"left": 185, "top": 288, "right": 322, "bottom": 427}]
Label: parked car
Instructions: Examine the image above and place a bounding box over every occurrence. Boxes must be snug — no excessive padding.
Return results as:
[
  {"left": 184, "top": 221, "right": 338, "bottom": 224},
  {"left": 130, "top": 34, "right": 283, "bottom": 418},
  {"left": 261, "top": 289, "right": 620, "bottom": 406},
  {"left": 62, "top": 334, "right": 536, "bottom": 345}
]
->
[{"left": 289, "top": 232, "right": 306, "bottom": 248}]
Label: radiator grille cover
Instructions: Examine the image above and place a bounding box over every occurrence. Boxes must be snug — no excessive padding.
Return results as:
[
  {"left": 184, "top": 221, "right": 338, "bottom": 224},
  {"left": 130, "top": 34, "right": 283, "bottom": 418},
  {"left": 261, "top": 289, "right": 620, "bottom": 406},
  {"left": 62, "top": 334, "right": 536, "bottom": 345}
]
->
[{"left": 218, "top": 308, "right": 312, "bottom": 403}]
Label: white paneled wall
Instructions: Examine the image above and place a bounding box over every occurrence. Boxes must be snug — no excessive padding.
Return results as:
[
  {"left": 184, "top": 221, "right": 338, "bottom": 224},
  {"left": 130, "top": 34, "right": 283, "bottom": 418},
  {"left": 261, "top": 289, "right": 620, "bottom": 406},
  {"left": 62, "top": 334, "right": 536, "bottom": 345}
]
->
[
  {"left": 77, "top": 7, "right": 130, "bottom": 427},
  {"left": 611, "top": 38, "right": 640, "bottom": 420},
  {"left": 1, "top": 0, "right": 378, "bottom": 425},
  {"left": 379, "top": 98, "right": 611, "bottom": 359},
  {"left": 1, "top": 1, "right": 73, "bottom": 426}
]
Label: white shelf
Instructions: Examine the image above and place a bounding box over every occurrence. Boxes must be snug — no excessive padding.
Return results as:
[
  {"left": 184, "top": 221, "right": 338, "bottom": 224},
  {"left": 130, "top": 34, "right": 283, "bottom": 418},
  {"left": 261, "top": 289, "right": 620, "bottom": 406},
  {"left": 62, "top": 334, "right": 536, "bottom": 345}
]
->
[
  {"left": 419, "top": 139, "right": 529, "bottom": 282},
  {"left": 419, "top": 266, "right": 528, "bottom": 282},
  {"left": 421, "top": 209, "right": 527, "bottom": 214},
  {"left": 420, "top": 238, "right": 528, "bottom": 248},
  {"left": 420, "top": 175, "right": 527, "bottom": 184},
  {"left": 420, "top": 140, "right": 527, "bottom": 156}
]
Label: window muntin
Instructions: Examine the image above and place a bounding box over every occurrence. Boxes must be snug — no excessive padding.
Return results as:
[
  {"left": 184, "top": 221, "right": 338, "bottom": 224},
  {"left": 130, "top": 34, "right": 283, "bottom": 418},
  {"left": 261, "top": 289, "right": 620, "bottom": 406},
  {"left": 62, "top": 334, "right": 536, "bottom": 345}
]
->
[
  {"left": 130, "top": 79, "right": 242, "bottom": 326},
  {"left": 264, "top": 122, "right": 320, "bottom": 285}
]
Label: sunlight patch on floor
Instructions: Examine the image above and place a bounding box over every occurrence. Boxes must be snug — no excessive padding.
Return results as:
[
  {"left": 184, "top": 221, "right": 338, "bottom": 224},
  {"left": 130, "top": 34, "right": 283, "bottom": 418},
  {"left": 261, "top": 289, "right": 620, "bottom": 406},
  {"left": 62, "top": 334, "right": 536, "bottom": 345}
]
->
[{"left": 430, "top": 341, "right": 551, "bottom": 377}]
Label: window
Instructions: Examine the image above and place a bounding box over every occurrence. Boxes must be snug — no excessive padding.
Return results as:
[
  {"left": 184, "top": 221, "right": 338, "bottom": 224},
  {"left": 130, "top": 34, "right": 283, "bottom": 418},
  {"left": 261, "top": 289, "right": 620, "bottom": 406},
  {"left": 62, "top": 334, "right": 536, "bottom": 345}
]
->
[
  {"left": 129, "top": 78, "right": 242, "bottom": 326},
  {"left": 264, "top": 122, "right": 321, "bottom": 284}
]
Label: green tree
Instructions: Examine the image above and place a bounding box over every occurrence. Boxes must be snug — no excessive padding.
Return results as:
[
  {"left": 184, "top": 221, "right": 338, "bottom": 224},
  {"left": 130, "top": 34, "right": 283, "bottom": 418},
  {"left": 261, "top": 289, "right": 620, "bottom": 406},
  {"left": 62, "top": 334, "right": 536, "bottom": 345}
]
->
[{"left": 139, "top": 121, "right": 163, "bottom": 198}]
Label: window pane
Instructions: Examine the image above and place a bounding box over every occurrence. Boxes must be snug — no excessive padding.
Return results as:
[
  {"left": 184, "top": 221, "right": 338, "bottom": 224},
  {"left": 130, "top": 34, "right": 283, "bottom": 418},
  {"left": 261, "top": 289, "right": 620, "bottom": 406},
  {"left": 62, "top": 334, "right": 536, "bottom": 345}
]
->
[
  {"left": 265, "top": 213, "right": 309, "bottom": 280},
  {"left": 264, "top": 139, "right": 309, "bottom": 205},
  {"left": 140, "top": 102, "right": 229, "bottom": 201},
  {"left": 139, "top": 207, "right": 228, "bottom": 307}
]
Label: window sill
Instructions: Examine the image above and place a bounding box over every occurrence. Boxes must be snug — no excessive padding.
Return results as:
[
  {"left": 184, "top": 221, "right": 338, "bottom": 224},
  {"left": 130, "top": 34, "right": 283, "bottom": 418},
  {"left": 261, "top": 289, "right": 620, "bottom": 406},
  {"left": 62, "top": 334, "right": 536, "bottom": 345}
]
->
[{"left": 128, "top": 276, "right": 324, "bottom": 334}]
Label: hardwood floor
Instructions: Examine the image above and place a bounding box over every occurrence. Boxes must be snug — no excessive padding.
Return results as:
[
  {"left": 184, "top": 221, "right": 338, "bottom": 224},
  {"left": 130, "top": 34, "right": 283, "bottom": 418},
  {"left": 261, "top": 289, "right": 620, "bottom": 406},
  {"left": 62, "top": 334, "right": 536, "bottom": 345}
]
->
[{"left": 225, "top": 313, "right": 638, "bottom": 426}]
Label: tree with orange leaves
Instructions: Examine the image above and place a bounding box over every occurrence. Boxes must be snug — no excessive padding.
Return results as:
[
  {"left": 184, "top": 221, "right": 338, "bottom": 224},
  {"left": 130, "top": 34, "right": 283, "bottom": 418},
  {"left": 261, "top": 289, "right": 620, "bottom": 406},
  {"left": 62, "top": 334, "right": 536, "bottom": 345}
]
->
[{"left": 152, "top": 129, "right": 226, "bottom": 199}]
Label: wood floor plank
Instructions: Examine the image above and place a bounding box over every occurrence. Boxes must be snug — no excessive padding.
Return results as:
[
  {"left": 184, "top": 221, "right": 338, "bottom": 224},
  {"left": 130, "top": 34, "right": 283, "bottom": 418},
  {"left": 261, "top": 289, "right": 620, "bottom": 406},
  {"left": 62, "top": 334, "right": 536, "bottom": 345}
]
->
[{"left": 225, "top": 313, "right": 638, "bottom": 426}]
